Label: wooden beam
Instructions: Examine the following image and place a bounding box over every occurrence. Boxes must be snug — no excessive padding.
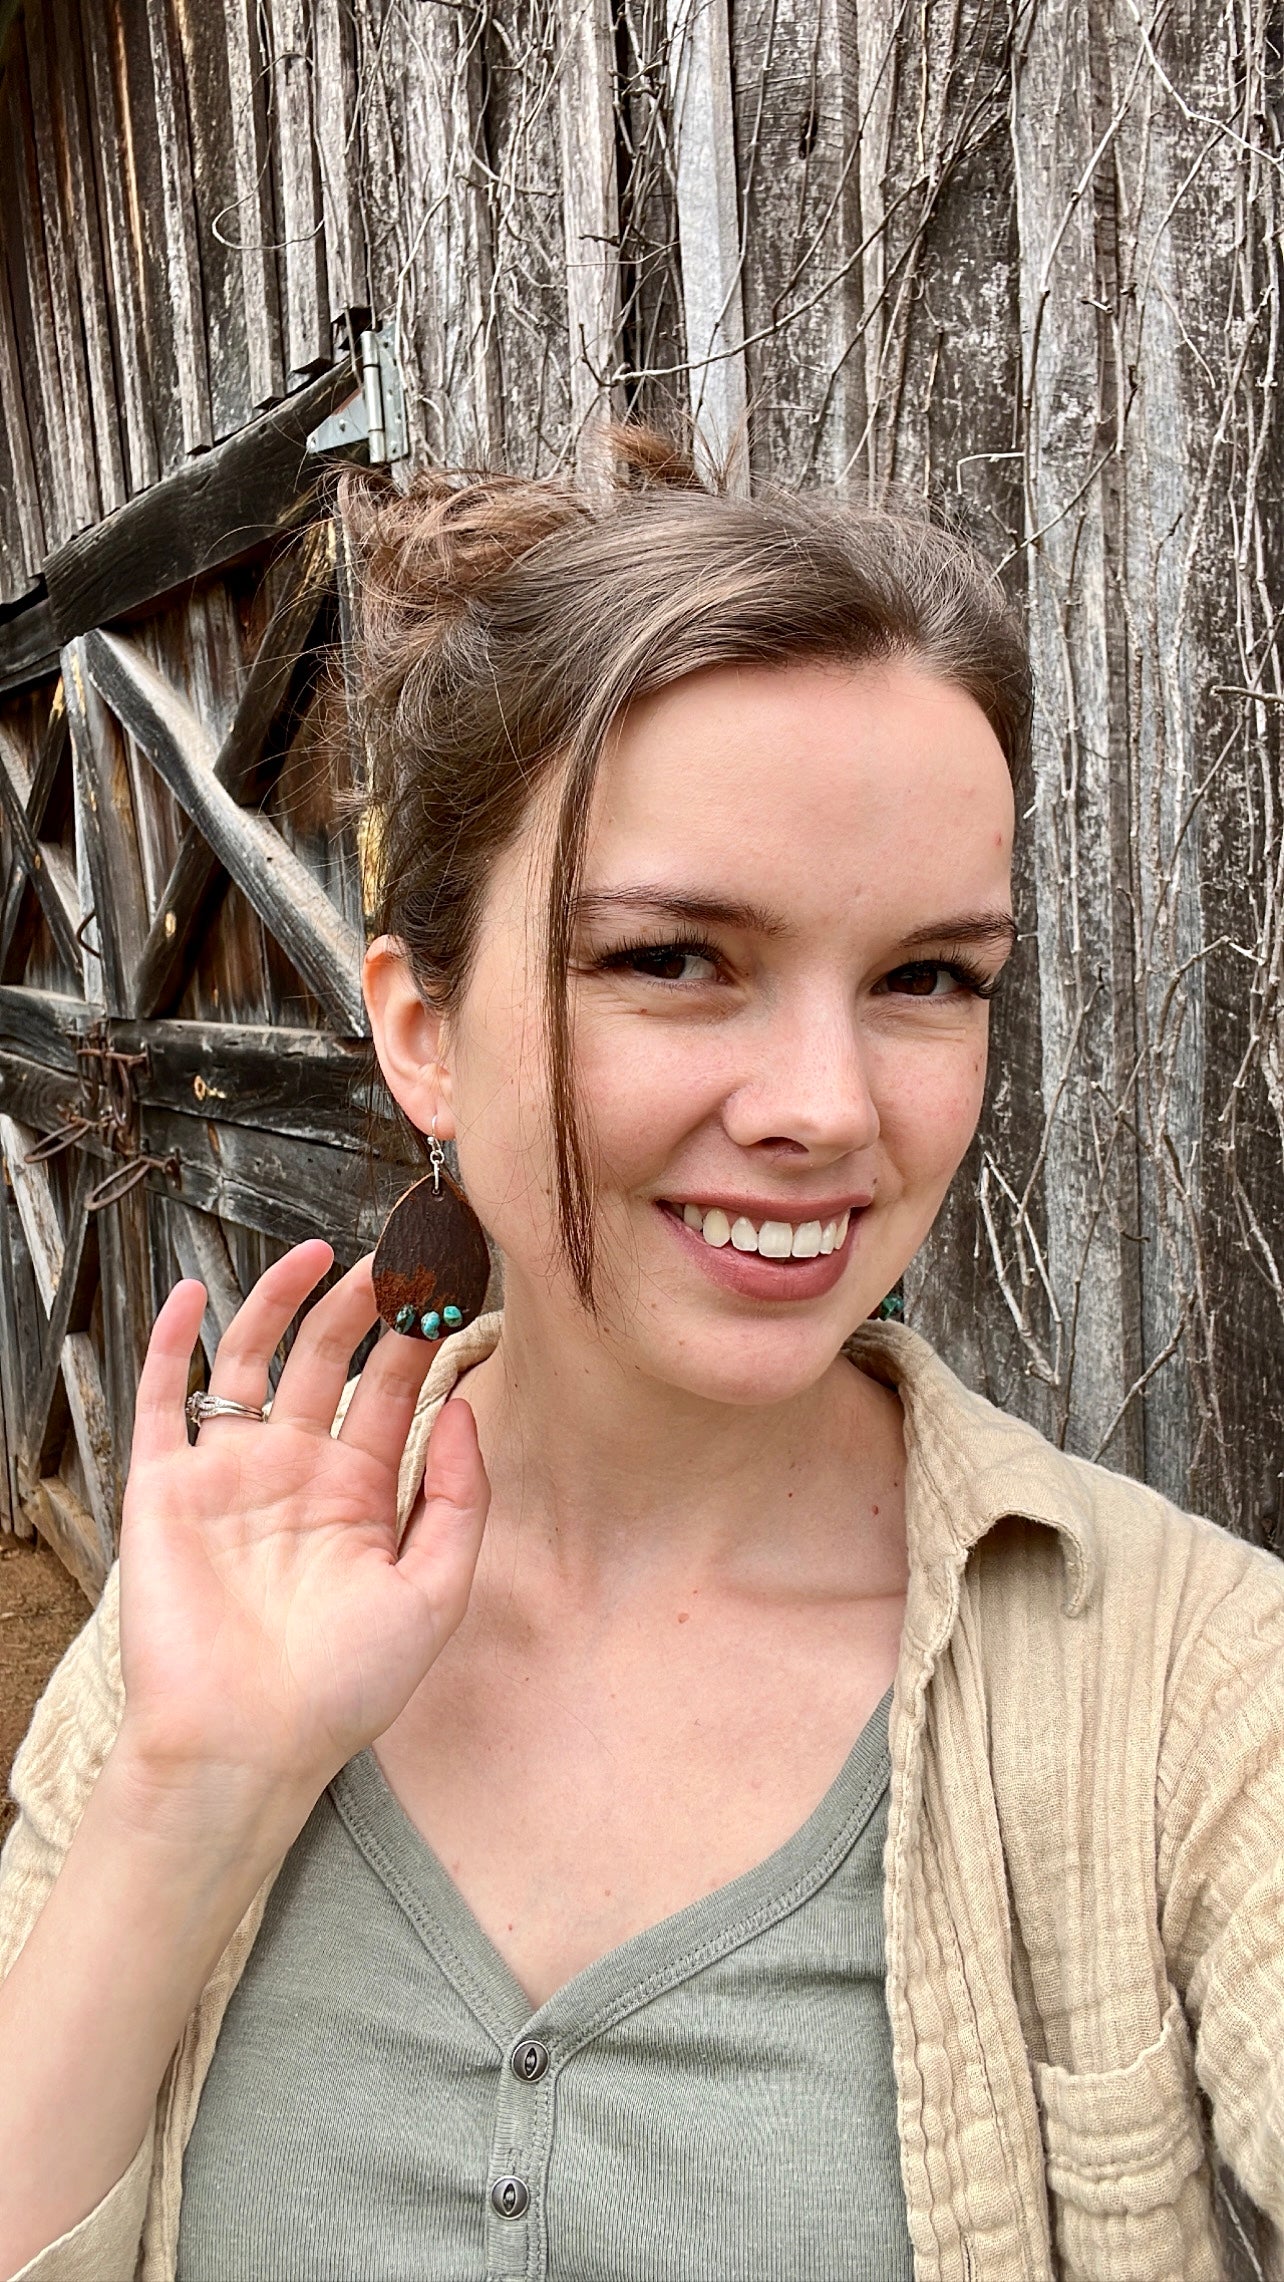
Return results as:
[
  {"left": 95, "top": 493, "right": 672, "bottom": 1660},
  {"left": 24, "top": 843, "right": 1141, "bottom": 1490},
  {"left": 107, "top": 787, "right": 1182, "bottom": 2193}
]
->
[
  {"left": 133, "top": 523, "right": 335, "bottom": 1017},
  {"left": 0, "top": 723, "right": 83, "bottom": 977},
  {"left": 165, "top": 1197, "right": 245, "bottom": 1362},
  {"left": 665, "top": 0, "right": 749, "bottom": 490},
  {"left": 0, "top": 596, "right": 58, "bottom": 700},
  {"left": 80, "top": 0, "right": 159, "bottom": 494},
  {"left": 63, "top": 641, "right": 148, "bottom": 1018},
  {"left": 80, "top": 628, "right": 367, "bottom": 1034},
  {"left": 268, "top": 0, "right": 330, "bottom": 374},
  {"left": 49, "top": 0, "right": 127, "bottom": 514},
  {"left": 42, "top": 363, "right": 354, "bottom": 643},
  {"left": 224, "top": 0, "right": 285, "bottom": 410},
  {"left": 313, "top": 0, "right": 367, "bottom": 324},
  {"left": 145, "top": 0, "right": 212, "bottom": 454},
  {"left": 0, "top": 235, "right": 45, "bottom": 585},
  {"left": 23, "top": 1473, "right": 107, "bottom": 1601},
  {"left": 558, "top": 0, "right": 621, "bottom": 478},
  {"left": 22, "top": 4, "right": 100, "bottom": 530},
  {"left": 0, "top": 1113, "right": 64, "bottom": 1311},
  {"left": 139, "top": 1100, "right": 409, "bottom": 1261}
]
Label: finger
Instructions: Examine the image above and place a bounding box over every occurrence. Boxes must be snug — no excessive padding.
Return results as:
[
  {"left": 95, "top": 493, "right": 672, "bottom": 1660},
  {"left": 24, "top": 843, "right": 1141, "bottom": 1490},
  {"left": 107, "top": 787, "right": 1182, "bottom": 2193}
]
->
[
  {"left": 337, "top": 1319, "right": 438, "bottom": 1466},
  {"left": 132, "top": 1280, "right": 208, "bottom": 1464},
  {"left": 394, "top": 1398, "right": 491, "bottom": 1632},
  {"left": 203, "top": 1239, "right": 335, "bottom": 1423},
  {"left": 266, "top": 1255, "right": 381, "bottom": 1431}
]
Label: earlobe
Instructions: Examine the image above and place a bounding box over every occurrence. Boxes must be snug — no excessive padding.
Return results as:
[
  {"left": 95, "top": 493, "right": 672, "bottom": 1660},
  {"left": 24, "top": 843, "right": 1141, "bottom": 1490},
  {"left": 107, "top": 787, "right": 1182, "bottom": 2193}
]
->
[{"left": 362, "top": 934, "right": 456, "bottom": 1138}]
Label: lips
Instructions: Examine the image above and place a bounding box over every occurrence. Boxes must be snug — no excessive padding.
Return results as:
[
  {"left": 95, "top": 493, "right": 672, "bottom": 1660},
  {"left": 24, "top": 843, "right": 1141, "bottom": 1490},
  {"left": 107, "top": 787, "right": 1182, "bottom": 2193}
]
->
[{"left": 656, "top": 1198, "right": 866, "bottom": 1303}]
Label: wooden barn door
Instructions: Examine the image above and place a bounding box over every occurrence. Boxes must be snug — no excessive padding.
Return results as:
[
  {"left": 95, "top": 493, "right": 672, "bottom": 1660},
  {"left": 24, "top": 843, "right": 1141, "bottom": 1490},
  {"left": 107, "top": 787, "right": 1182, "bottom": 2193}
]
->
[{"left": 0, "top": 402, "right": 414, "bottom": 1599}]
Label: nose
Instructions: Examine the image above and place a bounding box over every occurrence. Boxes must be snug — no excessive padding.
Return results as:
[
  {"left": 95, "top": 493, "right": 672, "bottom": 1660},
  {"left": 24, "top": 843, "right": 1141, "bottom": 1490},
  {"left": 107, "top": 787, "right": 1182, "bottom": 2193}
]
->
[{"left": 720, "top": 987, "right": 880, "bottom": 1163}]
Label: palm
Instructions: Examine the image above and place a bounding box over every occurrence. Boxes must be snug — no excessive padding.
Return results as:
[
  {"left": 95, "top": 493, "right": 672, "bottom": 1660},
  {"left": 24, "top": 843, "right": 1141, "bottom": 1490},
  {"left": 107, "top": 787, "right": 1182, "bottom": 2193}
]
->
[{"left": 117, "top": 1244, "right": 489, "bottom": 1797}]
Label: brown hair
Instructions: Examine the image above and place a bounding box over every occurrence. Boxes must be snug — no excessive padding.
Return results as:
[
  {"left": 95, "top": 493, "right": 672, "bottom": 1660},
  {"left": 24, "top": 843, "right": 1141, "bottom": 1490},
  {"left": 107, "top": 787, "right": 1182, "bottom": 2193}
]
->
[{"left": 344, "top": 426, "right": 1031, "bottom": 1301}]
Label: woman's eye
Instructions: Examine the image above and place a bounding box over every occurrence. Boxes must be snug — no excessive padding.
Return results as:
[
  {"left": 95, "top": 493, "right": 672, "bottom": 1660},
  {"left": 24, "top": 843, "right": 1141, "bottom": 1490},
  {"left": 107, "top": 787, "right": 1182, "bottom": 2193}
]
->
[
  {"left": 620, "top": 943, "right": 720, "bottom": 984},
  {"left": 883, "top": 961, "right": 975, "bottom": 999}
]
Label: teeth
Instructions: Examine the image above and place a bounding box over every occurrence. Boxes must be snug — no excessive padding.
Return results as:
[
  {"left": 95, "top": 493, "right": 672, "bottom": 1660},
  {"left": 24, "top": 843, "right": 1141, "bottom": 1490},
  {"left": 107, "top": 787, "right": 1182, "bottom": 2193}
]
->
[
  {"left": 758, "top": 1220, "right": 793, "bottom": 1258},
  {"left": 678, "top": 1204, "right": 857, "bottom": 1258}
]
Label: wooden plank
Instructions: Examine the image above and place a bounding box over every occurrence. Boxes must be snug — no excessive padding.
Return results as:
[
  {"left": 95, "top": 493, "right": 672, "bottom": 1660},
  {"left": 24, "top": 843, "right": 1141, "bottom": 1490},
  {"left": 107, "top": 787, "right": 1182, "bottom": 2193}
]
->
[
  {"left": 0, "top": 237, "right": 45, "bottom": 585},
  {"left": 0, "top": 1172, "right": 35, "bottom": 1536},
  {"left": 165, "top": 1197, "right": 245, "bottom": 1362},
  {"left": 133, "top": 525, "right": 335, "bottom": 1016},
  {"left": 79, "top": 0, "right": 159, "bottom": 496},
  {"left": 49, "top": 0, "right": 127, "bottom": 514},
  {"left": 224, "top": 0, "right": 285, "bottom": 409},
  {"left": 392, "top": 0, "right": 502, "bottom": 466},
  {"left": 7, "top": 38, "right": 74, "bottom": 547},
  {"left": 731, "top": 0, "right": 864, "bottom": 487},
  {"left": 43, "top": 364, "right": 352, "bottom": 642},
  {"left": 268, "top": 0, "right": 330, "bottom": 375},
  {"left": 139, "top": 1100, "right": 410, "bottom": 1262},
  {"left": 0, "top": 598, "right": 60, "bottom": 701},
  {"left": 313, "top": 0, "right": 368, "bottom": 325},
  {"left": 0, "top": 1113, "right": 64, "bottom": 1312},
  {"left": 22, "top": 3, "right": 100, "bottom": 531},
  {"left": 24, "top": 1474, "right": 108, "bottom": 1601},
  {"left": 169, "top": 0, "right": 252, "bottom": 443},
  {"left": 0, "top": 988, "right": 82, "bottom": 1073},
  {"left": 145, "top": 0, "right": 213, "bottom": 455},
  {"left": 1012, "top": 0, "right": 1141, "bottom": 1468},
  {"left": 665, "top": 0, "right": 748, "bottom": 489},
  {"left": 63, "top": 642, "right": 149, "bottom": 1019},
  {"left": 0, "top": 725, "right": 83, "bottom": 978},
  {"left": 80, "top": 629, "right": 368, "bottom": 1034},
  {"left": 559, "top": 0, "right": 621, "bottom": 475}
]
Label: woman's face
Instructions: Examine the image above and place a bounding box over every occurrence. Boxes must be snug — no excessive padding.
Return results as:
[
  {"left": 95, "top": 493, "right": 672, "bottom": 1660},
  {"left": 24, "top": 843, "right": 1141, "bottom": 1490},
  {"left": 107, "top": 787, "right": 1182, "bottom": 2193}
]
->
[{"left": 377, "top": 658, "right": 1015, "bottom": 1409}]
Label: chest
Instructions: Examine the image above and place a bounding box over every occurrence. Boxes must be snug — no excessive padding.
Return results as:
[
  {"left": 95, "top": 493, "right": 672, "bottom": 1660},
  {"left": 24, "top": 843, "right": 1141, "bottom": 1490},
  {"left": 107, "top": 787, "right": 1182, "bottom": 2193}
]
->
[
  {"left": 374, "top": 1587, "right": 904, "bottom": 2005},
  {"left": 178, "top": 1711, "right": 909, "bottom": 2282}
]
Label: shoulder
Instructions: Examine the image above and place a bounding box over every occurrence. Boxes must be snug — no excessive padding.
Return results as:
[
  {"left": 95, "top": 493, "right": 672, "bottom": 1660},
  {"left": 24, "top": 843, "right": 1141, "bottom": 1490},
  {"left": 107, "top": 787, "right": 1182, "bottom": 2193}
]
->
[{"left": 856, "top": 1318, "right": 1284, "bottom": 1699}]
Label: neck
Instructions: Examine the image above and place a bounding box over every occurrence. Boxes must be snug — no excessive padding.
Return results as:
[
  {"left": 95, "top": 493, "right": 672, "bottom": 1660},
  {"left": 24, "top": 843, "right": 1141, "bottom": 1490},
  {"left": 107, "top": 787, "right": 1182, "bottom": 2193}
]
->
[{"left": 458, "top": 1280, "right": 902, "bottom": 1596}]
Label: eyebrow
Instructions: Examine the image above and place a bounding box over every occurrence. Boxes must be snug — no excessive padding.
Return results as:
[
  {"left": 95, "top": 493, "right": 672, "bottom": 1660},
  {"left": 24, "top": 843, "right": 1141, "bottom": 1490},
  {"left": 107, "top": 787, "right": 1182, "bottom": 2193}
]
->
[{"left": 574, "top": 887, "right": 1017, "bottom": 956}]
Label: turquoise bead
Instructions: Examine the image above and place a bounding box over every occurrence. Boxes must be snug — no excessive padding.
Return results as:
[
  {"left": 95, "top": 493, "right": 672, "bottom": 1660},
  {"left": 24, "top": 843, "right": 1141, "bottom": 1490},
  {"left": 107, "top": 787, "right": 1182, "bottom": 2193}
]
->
[
  {"left": 420, "top": 1310, "right": 441, "bottom": 1339},
  {"left": 443, "top": 1305, "right": 463, "bottom": 1327},
  {"left": 394, "top": 1305, "right": 417, "bottom": 1336}
]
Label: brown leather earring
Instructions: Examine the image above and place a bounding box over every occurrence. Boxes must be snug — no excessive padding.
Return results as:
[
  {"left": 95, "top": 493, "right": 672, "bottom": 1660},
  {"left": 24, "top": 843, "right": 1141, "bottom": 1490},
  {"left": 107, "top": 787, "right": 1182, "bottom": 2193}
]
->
[{"left": 372, "top": 1120, "right": 491, "bottom": 1342}]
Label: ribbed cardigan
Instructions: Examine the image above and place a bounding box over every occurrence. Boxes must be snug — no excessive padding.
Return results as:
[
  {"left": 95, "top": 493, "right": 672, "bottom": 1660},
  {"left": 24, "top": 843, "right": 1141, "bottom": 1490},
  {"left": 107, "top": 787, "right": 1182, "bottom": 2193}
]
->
[{"left": 3, "top": 1317, "right": 1284, "bottom": 2282}]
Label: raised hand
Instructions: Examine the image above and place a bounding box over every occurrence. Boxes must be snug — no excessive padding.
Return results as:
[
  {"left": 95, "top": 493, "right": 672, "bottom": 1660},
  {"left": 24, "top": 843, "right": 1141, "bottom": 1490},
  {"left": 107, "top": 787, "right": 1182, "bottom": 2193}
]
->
[{"left": 116, "top": 1239, "right": 490, "bottom": 1805}]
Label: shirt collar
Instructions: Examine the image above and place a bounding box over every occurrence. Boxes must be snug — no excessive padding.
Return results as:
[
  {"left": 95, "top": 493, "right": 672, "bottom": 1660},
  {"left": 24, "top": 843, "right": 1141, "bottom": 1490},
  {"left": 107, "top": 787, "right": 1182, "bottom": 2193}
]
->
[
  {"left": 426, "top": 1310, "right": 1099, "bottom": 1618},
  {"left": 847, "top": 1320, "right": 1099, "bottom": 1615}
]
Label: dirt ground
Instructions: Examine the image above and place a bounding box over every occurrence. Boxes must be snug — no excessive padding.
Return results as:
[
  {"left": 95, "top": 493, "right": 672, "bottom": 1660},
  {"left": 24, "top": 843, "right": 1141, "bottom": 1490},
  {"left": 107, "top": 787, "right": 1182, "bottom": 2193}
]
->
[{"left": 0, "top": 1535, "right": 92, "bottom": 1844}]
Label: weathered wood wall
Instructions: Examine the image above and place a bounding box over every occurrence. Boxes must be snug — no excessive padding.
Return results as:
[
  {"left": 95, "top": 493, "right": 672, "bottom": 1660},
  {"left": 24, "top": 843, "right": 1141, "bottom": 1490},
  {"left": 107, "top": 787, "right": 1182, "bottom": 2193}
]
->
[{"left": 0, "top": 0, "right": 1280, "bottom": 1560}]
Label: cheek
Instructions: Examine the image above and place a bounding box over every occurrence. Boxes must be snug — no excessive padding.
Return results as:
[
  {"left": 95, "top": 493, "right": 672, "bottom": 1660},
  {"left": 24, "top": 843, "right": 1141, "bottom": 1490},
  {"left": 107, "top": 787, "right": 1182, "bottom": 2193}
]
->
[
  {"left": 574, "top": 1011, "right": 727, "bottom": 1176},
  {"left": 870, "top": 1031, "right": 988, "bottom": 1175}
]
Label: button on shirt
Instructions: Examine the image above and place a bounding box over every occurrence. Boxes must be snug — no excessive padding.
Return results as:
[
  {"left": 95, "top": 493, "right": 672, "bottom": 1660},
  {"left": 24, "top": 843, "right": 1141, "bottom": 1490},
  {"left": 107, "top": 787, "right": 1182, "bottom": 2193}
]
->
[{"left": 177, "top": 1691, "right": 910, "bottom": 2282}]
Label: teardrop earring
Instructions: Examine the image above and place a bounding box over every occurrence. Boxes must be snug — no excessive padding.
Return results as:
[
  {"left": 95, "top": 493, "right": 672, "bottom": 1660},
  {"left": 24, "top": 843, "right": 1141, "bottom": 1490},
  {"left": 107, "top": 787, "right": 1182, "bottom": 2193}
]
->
[{"left": 372, "top": 1119, "right": 491, "bottom": 1342}]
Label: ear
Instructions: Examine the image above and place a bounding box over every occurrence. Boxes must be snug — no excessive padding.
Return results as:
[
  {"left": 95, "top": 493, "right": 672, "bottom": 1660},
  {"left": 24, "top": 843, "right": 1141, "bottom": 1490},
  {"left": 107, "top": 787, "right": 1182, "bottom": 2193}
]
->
[{"left": 363, "top": 935, "right": 456, "bottom": 1139}]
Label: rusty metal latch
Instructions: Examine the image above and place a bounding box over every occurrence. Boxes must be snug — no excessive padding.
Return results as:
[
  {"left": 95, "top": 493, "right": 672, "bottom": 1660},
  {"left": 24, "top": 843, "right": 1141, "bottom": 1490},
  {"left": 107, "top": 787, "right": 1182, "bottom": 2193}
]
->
[{"left": 23, "top": 1025, "right": 179, "bottom": 1207}]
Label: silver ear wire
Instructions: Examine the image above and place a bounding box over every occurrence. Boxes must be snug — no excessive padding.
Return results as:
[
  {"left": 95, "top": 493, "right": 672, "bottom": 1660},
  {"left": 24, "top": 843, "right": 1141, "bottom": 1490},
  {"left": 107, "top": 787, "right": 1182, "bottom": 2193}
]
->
[{"left": 428, "top": 1113, "right": 445, "bottom": 1194}]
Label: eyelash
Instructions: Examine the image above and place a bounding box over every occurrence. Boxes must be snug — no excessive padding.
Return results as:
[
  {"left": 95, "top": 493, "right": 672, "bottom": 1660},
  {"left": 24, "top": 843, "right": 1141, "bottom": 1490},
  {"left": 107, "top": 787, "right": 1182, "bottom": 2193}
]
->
[{"left": 592, "top": 937, "right": 1000, "bottom": 999}]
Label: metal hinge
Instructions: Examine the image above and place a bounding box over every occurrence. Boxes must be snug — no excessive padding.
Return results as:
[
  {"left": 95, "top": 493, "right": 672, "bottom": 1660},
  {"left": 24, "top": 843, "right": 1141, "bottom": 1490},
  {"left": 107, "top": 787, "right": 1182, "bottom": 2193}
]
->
[{"left": 306, "top": 328, "right": 408, "bottom": 467}]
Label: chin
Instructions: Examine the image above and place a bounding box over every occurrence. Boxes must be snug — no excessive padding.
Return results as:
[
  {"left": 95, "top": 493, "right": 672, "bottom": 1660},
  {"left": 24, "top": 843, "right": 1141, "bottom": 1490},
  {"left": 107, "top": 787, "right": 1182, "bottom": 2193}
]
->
[{"left": 632, "top": 1310, "right": 864, "bottom": 1410}]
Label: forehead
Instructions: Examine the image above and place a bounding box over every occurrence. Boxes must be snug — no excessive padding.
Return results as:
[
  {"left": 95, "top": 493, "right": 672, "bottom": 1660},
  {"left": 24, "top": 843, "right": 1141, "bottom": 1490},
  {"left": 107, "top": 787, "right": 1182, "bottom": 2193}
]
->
[{"left": 584, "top": 659, "right": 1014, "bottom": 928}]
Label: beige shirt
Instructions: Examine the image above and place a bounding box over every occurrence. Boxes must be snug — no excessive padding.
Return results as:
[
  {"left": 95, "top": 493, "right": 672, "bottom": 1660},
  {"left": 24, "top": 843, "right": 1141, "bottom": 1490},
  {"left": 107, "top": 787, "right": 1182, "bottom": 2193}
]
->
[{"left": 3, "top": 1316, "right": 1284, "bottom": 2282}]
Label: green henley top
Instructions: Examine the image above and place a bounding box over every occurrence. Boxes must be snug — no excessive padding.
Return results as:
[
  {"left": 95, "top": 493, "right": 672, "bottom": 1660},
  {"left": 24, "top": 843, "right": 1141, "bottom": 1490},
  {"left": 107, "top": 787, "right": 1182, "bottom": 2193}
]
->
[{"left": 177, "top": 1690, "right": 910, "bottom": 2281}]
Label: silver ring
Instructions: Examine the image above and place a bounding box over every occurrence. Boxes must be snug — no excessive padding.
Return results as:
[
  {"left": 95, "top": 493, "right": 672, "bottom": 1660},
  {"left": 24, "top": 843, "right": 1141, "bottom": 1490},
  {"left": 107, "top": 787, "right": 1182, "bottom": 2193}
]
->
[{"left": 185, "top": 1391, "right": 267, "bottom": 1428}]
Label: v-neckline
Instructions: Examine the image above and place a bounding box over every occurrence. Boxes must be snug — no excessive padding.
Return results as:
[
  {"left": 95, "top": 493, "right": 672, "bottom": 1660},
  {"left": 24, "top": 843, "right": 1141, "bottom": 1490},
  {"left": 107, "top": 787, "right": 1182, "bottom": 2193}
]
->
[{"left": 327, "top": 1686, "right": 892, "bottom": 2060}]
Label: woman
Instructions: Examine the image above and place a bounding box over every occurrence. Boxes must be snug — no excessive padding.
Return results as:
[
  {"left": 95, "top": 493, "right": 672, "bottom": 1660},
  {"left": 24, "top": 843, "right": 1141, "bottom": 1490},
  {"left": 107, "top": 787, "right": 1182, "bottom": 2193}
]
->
[{"left": 1, "top": 434, "right": 1282, "bottom": 2282}]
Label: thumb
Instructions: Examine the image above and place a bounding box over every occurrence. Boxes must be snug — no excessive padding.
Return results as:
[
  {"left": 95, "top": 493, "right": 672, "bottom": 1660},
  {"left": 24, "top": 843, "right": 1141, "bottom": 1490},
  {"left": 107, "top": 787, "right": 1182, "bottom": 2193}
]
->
[{"left": 394, "top": 1396, "right": 491, "bottom": 1632}]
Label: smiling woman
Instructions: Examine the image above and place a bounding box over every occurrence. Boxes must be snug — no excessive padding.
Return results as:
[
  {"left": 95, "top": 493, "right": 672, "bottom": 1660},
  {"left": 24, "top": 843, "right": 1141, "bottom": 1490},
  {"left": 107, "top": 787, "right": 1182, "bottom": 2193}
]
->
[{"left": 3, "top": 435, "right": 1284, "bottom": 2282}]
